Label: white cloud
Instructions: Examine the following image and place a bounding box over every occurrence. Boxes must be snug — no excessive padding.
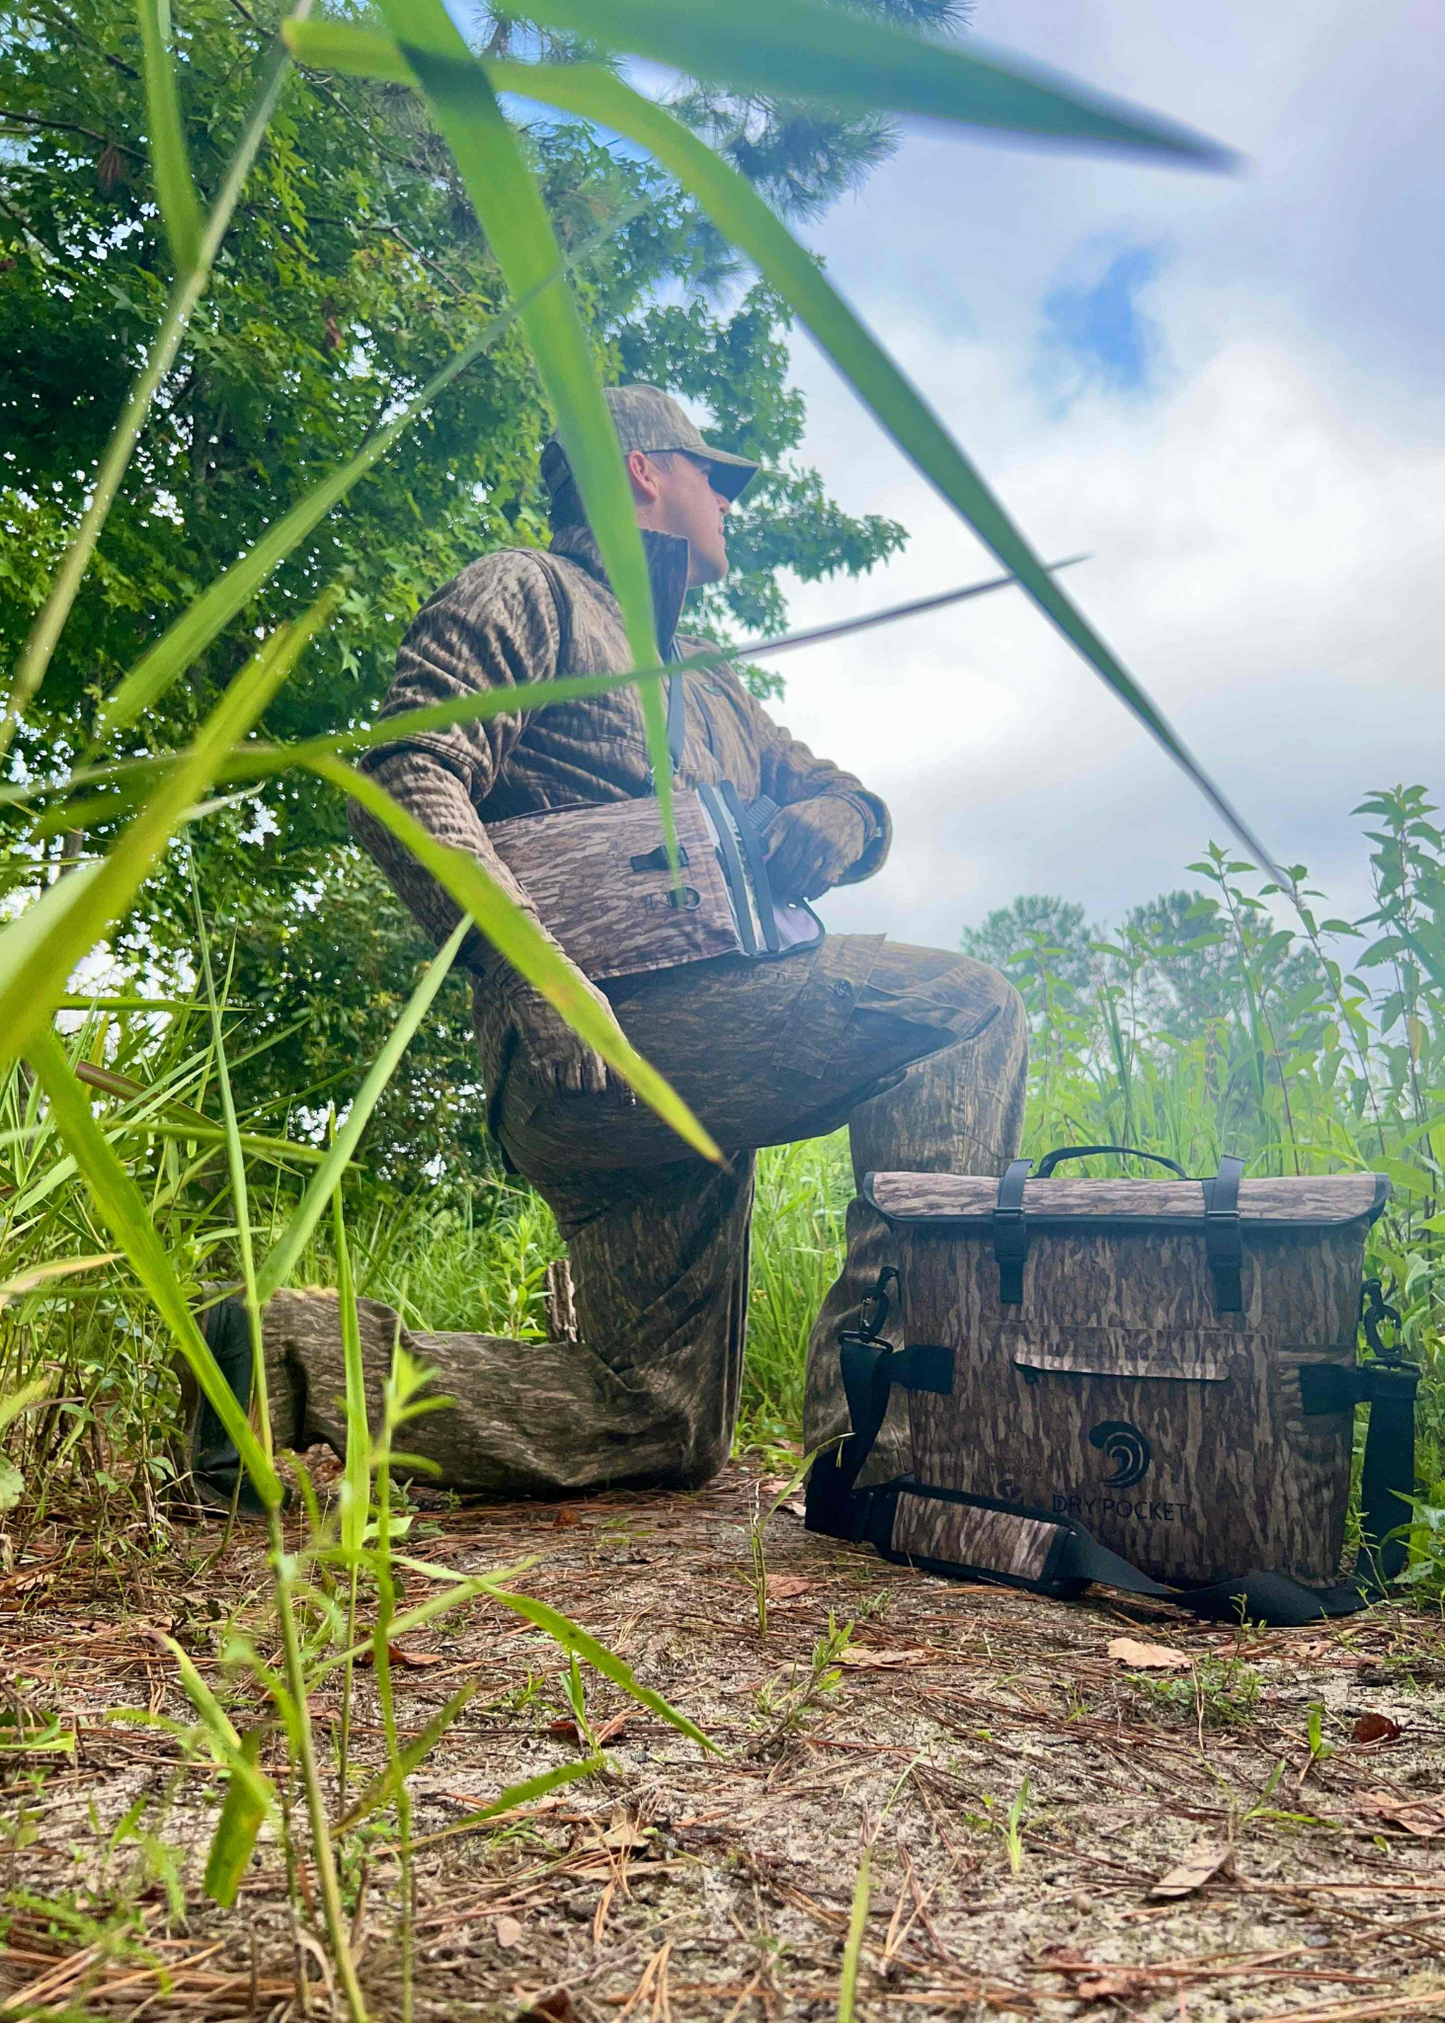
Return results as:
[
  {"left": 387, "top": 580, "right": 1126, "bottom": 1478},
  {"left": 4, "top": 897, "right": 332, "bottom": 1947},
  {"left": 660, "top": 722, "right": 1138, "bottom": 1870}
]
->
[
  {"left": 746, "top": 0, "right": 1445, "bottom": 950},
  {"left": 767, "top": 317, "right": 1445, "bottom": 946}
]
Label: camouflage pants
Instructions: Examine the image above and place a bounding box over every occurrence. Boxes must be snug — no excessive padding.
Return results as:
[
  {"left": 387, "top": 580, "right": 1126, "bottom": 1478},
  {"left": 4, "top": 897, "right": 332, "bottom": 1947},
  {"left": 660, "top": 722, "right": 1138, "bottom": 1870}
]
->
[{"left": 256, "top": 936, "right": 1027, "bottom": 1496}]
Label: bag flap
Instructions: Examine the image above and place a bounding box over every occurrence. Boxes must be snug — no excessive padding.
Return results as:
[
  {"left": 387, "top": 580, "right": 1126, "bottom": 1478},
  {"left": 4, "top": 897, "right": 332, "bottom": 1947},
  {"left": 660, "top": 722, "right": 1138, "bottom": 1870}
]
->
[
  {"left": 1006, "top": 1325, "right": 1235, "bottom": 1381},
  {"left": 863, "top": 1170, "right": 1388, "bottom": 1231}
]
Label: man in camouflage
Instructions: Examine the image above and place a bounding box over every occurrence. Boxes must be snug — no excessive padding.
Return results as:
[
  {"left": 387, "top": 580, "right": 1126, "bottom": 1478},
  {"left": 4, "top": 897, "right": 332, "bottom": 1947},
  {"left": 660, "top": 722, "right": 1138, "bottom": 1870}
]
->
[{"left": 211, "top": 387, "right": 1026, "bottom": 1502}]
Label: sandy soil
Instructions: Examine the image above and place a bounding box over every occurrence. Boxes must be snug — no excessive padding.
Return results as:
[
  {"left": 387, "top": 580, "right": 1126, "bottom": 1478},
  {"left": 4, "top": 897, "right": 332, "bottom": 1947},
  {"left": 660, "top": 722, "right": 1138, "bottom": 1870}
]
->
[{"left": 4, "top": 1463, "right": 1445, "bottom": 2021}]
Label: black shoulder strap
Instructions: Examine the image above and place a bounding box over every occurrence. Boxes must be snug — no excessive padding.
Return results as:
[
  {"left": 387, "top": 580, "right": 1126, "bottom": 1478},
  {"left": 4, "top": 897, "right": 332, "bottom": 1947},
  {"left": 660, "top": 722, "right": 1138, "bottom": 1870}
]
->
[{"left": 807, "top": 1300, "right": 1418, "bottom": 1626}]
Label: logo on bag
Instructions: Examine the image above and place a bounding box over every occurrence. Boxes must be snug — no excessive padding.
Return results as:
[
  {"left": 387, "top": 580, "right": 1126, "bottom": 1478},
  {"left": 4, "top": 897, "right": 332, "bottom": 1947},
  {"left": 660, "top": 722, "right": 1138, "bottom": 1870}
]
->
[{"left": 1089, "top": 1420, "right": 1151, "bottom": 1488}]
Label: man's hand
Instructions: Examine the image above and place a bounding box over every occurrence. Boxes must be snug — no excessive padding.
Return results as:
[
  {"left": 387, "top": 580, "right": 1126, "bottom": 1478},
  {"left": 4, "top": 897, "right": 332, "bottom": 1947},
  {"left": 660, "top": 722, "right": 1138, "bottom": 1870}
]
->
[
  {"left": 484, "top": 966, "right": 634, "bottom": 1101},
  {"left": 764, "top": 796, "right": 867, "bottom": 901}
]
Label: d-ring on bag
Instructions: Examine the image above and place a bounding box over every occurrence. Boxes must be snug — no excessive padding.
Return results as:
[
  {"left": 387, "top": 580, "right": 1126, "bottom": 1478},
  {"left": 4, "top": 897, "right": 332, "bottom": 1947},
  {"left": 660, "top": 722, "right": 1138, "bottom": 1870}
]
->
[{"left": 806, "top": 1146, "right": 1418, "bottom": 1625}]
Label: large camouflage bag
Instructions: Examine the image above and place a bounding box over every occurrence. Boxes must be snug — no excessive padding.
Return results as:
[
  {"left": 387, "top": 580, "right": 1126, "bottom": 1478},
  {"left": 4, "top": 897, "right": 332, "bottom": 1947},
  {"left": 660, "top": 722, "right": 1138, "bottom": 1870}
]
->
[{"left": 806, "top": 1146, "right": 1418, "bottom": 1624}]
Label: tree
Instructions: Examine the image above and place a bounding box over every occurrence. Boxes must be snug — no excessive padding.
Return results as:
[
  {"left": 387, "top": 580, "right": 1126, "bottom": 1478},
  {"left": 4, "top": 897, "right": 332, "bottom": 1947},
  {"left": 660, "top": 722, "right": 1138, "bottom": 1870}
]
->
[
  {"left": 1, "top": 0, "right": 949, "bottom": 1178},
  {"left": 962, "top": 894, "right": 1096, "bottom": 1021}
]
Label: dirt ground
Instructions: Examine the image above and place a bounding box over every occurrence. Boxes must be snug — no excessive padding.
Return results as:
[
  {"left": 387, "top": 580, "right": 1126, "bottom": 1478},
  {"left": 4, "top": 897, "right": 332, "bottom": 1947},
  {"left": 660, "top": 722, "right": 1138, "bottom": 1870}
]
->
[{"left": 5, "top": 1462, "right": 1445, "bottom": 2022}]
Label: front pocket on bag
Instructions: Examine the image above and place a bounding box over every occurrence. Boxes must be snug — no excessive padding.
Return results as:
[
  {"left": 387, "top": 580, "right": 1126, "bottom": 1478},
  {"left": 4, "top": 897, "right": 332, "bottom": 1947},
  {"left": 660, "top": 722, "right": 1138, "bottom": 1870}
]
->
[{"left": 1005, "top": 1326, "right": 1243, "bottom": 1383}]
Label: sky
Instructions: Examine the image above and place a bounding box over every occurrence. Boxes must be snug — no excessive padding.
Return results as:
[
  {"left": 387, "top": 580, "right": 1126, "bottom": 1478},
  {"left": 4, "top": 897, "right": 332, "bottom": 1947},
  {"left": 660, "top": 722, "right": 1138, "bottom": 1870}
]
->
[{"left": 746, "top": 0, "right": 1445, "bottom": 949}]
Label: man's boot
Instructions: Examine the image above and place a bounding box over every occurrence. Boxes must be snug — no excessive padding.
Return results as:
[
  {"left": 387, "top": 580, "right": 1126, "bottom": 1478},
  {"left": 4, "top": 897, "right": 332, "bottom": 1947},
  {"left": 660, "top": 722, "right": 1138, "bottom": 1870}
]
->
[{"left": 176, "top": 1291, "right": 275, "bottom": 1521}]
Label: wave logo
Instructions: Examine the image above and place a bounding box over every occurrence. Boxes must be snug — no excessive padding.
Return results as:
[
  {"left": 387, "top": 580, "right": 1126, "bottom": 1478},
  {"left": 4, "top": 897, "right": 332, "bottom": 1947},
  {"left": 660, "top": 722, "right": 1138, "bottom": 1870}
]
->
[{"left": 1088, "top": 1420, "right": 1151, "bottom": 1489}]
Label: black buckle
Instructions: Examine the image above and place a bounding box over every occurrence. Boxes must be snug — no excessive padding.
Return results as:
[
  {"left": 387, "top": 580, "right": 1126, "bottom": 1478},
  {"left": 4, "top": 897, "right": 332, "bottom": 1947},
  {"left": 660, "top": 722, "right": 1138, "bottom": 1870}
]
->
[
  {"left": 1362, "top": 1278, "right": 1404, "bottom": 1364},
  {"left": 631, "top": 842, "right": 689, "bottom": 874},
  {"left": 857, "top": 1266, "right": 899, "bottom": 1342}
]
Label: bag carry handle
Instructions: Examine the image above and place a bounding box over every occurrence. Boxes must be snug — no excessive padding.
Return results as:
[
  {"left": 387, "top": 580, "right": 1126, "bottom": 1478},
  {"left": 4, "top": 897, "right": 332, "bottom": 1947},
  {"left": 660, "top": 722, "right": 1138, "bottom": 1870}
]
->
[
  {"left": 1035, "top": 1143, "right": 1189, "bottom": 1180},
  {"left": 993, "top": 1148, "right": 1245, "bottom": 1312}
]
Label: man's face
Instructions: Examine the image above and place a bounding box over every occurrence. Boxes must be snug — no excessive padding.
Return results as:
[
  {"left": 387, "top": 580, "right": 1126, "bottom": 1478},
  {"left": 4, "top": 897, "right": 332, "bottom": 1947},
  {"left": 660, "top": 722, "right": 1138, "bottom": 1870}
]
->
[{"left": 628, "top": 449, "right": 732, "bottom": 586}]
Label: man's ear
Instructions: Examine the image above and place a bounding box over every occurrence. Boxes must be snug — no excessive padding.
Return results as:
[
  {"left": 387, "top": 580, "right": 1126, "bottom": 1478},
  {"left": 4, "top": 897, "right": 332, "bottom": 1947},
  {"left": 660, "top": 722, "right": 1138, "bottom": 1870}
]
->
[{"left": 625, "top": 448, "right": 661, "bottom": 509}]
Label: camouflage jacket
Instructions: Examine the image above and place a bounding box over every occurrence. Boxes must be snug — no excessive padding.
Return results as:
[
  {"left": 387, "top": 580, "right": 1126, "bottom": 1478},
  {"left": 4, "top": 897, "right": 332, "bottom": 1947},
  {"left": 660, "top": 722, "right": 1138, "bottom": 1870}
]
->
[{"left": 349, "top": 525, "right": 891, "bottom": 980}]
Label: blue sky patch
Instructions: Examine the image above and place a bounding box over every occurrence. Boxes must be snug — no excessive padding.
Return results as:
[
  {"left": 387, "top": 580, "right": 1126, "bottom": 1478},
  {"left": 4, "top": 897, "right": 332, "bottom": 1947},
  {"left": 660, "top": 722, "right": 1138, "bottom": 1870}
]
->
[{"left": 1037, "top": 240, "right": 1167, "bottom": 408}]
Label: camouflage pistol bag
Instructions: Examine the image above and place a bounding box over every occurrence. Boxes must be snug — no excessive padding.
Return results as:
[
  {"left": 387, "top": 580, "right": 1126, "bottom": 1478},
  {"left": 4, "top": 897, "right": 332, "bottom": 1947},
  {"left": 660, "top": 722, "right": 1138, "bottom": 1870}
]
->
[
  {"left": 806, "top": 1147, "right": 1418, "bottom": 1625},
  {"left": 487, "top": 656, "right": 824, "bottom": 982}
]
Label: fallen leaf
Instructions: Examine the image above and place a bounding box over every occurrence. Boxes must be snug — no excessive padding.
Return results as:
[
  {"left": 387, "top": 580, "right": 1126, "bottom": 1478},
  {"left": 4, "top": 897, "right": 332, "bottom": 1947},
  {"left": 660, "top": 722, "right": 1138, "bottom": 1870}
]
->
[
  {"left": 1362, "top": 1791, "right": 1444, "bottom": 1836},
  {"left": 1107, "top": 1637, "right": 1190, "bottom": 1671},
  {"left": 764, "top": 1575, "right": 814, "bottom": 1601},
  {"left": 1149, "top": 1845, "right": 1235, "bottom": 1900},
  {"left": 1079, "top": 1970, "right": 1154, "bottom": 2001},
  {"left": 1293, "top": 1637, "right": 1369, "bottom": 1667},
  {"left": 516, "top": 1989, "right": 578, "bottom": 2023},
  {"left": 602, "top": 1817, "right": 653, "bottom": 1852},
  {"left": 496, "top": 1915, "right": 524, "bottom": 1949},
  {"left": 1040, "top": 1951, "right": 1155, "bottom": 2000},
  {"left": 838, "top": 1646, "right": 934, "bottom": 1670},
  {"left": 546, "top": 1711, "right": 629, "bottom": 1746},
  {"left": 1353, "top": 1712, "right": 1402, "bottom": 1745},
  {"left": 359, "top": 1643, "right": 444, "bottom": 1670}
]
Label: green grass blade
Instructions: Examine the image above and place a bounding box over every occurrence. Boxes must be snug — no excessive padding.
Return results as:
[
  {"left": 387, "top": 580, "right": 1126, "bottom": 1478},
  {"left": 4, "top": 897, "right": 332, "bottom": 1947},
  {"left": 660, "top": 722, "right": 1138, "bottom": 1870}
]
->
[
  {"left": 413, "top": 1758, "right": 602, "bottom": 1849},
  {"left": 307, "top": 753, "right": 720, "bottom": 1163},
  {"left": 0, "top": 592, "right": 338, "bottom": 1074},
  {"left": 252, "top": 918, "right": 469, "bottom": 1302},
  {"left": 336, "top": 1683, "right": 477, "bottom": 1831},
  {"left": 366, "top": 0, "right": 679, "bottom": 840},
  {"left": 497, "top": 61, "right": 1284, "bottom": 886},
  {"left": 333, "top": 1189, "right": 371, "bottom": 1559},
  {"left": 838, "top": 1842, "right": 872, "bottom": 2023},
  {"left": 91, "top": 192, "right": 647, "bottom": 745},
  {"left": 136, "top": 0, "right": 204, "bottom": 273},
  {"left": 203, "top": 1729, "right": 267, "bottom": 1908},
  {"left": 3, "top": 5, "right": 305, "bottom": 747},
  {"left": 480, "top": 1579, "right": 714, "bottom": 1753},
  {"left": 23, "top": 1025, "right": 284, "bottom": 1507},
  {"left": 288, "top": 10, "right": 1231, "bottom": 164},
  {"left": 278, "top": 29, "right": 1274, "bottom": 878}
]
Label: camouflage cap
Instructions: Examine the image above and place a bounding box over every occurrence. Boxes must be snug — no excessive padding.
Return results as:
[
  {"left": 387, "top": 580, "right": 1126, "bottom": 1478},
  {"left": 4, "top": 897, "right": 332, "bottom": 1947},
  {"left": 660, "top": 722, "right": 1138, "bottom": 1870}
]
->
[{"left": 540, "top": 384, "right": 760, "bottom": 505}]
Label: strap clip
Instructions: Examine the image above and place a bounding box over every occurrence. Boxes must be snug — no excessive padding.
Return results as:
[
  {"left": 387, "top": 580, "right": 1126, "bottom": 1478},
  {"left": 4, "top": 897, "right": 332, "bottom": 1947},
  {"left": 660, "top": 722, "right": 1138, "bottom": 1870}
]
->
[
  {"left": 1362, "top": 1277, "right": 1404, "bottom": 1364},
  {"left": 630, "top": 842, "right": 689, "bottom": 874}
]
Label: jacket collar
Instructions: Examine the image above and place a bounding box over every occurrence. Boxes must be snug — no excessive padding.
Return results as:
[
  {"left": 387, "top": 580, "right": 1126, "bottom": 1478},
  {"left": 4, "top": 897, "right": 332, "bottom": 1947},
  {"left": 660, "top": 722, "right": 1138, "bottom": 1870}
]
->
[{"left": 548, "top": 524, "right": 691, "bottom": 659}]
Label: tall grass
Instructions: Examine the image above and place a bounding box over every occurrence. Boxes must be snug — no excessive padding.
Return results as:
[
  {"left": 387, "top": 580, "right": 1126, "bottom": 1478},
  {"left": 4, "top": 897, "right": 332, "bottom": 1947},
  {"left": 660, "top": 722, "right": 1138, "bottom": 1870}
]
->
[{"left": 0, "top": 0, "right": 1279, "bottom": 1999}]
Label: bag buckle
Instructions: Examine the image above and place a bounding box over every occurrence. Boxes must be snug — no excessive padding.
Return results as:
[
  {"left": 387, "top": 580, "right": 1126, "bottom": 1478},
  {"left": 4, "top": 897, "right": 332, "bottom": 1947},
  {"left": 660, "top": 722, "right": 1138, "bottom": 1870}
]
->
[
  {"left": 1362, "top": 1277, "right": 1404, "bottom": 1364},
  {"left": 857, "top": 1266, "right": 900, "bottom": 1342},
  {"left": 630, "top": 842, "right": 689, "bottom": 874}
]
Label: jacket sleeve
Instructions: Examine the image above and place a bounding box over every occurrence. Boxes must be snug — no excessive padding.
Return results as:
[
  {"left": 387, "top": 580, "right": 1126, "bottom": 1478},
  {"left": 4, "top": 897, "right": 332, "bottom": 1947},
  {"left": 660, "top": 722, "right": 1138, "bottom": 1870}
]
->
[
  {"left": 347, "top": 554, "right": 567, "bottom": 976},
  {"left": 731, "top": 675, "right": 892, "bottom": 886}
]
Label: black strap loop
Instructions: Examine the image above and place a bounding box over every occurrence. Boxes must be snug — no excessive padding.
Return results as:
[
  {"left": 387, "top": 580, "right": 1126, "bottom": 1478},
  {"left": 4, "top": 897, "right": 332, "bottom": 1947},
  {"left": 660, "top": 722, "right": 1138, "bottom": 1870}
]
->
[
  {"left": 1203, "top": 1154, "right": 1245, "bottom": 1312},
  {"left": 993, "top": 1158, "right": 1032, "bottom": 1305},
  {"left": 1034, "top": 1143, "right": 1188, "bottom": 1180}
]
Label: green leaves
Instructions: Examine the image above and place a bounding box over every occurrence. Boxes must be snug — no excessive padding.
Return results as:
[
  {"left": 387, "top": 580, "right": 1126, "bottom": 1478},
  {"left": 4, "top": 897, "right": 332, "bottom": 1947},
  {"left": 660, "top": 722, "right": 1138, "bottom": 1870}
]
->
[
  {"left": 135, "top": 0, "right": 203, "bottom": 273},
  {"left": 25, "top": 1025, "right": 286, "bottom": 1510},
  {"left": 203, "top": 1730, "right": 267, "bottom": 1908},
  {"left": 92, "top": 196, "right": 649, "bottom": 745},
  {"left": 479, "top": 1581, "right": 715, "bottom": 1753},
  {"left": 494, "top": 0, "right": 1235, "bottom": 165},
  {"left": 253, "top": 918, "right": 471, "bottom": 1300},
  {"left": 0, "top": 593, "right": 339, "bottom": 1074}
]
